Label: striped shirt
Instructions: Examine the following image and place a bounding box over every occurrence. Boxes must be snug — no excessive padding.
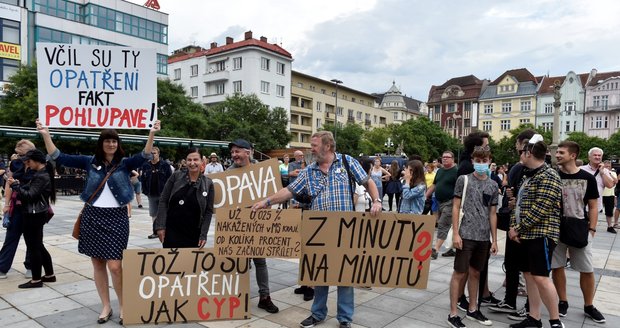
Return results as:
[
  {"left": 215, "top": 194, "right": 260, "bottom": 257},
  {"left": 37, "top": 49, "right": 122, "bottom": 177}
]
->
[
  {"left": 511, "top": 163, "right": 562, "bottom": 242},
  {"left": 287, "top": 153, "right": 369, "bottom": 212}
]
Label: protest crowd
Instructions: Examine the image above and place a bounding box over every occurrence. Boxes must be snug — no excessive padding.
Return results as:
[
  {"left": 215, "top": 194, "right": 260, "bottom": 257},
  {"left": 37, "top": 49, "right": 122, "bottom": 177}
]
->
[{"left": 0, "top": 123, "right": 615, "bottom": 328}]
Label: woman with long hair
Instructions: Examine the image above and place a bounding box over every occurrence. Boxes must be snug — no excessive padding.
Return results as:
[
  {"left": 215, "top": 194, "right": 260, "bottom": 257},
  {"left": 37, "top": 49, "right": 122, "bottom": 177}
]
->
[
  {"left": 385, "top": 160, "right": 402, "bottom": 212},
  {"left": 7, "top": 149, "right": 56, "bottom": 288},
  {"left": 37, "top": 119, "right": 160, "bottom": 325},
  {"left": 369, "top": 157, "right": 391, "bottom": 203},
  {"left": 400, "top": 160, "right": 426, "bottom": 214},
  {"left": 155, "top": 147, "right": 214, "bottom": 248}
]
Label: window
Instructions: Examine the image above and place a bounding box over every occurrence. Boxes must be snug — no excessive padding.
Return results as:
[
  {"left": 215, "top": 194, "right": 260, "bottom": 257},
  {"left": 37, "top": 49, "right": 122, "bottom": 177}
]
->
[
  {"left": 211, "top": 61, "right": 225, "bottom": 72},
  {"left": 316, "top": 102, "right": 322, "bottom": 112},
  {"left": 520, "top": 100, "right": 531, "bottom": 112},
  {"left": 593, "top": 96, "right": 600, "bottom": 108},
  {"left": 357, "top": 111, "right": 362, "bottom": 120},
  {"left": 464, "top": 102, "right": 472, "bottom": 111},
  {"left": 348, "top": 109, "right": 354, "bottom": 120},
  {"left": 261, "top": 57, "right": 270, "bottom": 71},
  {"left": 447, "top": 103, "right": 456, "bottom": 113},
  {"left": 564, "top": 102, "right": 575, "bottom": 115},
  {"left": 276, "top": 62, "right": 285, "bottom": 75},
  {"left": 157, "top": 54, "right": 168, "bottom": 75},
  {"left": 316, "top": 118, "right": 322, "bottom": 129},
  {"left": 500, "top": 120, "right": 511, "bottom": 130},
  {"left": 542, "top": 122, "right": 553, "bottom": 131},
  {"left": 602, "top": 95, "right": 609, "bottom": 110},
  {"left": 337, "top": 107, "right": 343, "bottom": 116},
  {"left": 464, "top": 119, "right": 470, "bottom": 128},
  {"left": 374, "top": 115, "right": 378, "bottom": 124},
  {"left": 434, "top": 105, "right": 441, "bottom": 114},
  {"left": 233, "top": 57, "right": 242, "bottom": 70},
  {"left": 261, "top": 81, "right": 269, "bottom": 94},
  {"left": 215, "top": 82, "right": 224, "bottom": 95},
  {"left": 233, "top": 80, "right": 242, "bottom": 93},
  {"left": 544, "top": 103, "right": 553, "bottom": 114},
  {"left": 566, "top": 121, "right": 571, "bottom": 132},
  {"left": 484, "top": 104, "right": 493, "bottom": 114},
  {"left": 276, "top": 85, "right": 285, "bottom": 97},
  {"left": 321, "top": 89, "right": 326, "bottom": 94},
  {"left": 520, "top": 119, "right": 530, "bottom": 125},
  {"left": 446, "top": 118, "right": 454, "bottom": 129},
  {"left": 297, "top": 82, "right": 303, "bottom": 88},
  {"left": 591, "top": 116, "right": 608, "bottom": 129},
  {"left": 310, "top": 85, "right": 315, "bottom": 91},
  {"left": 502, "top": 102, "right": 511, "bottom": 113},
  {"left": 173, "top": 68, "right": 181, "bottom": 80},
  {"left": 190, "top": 86, "right": 198, "bottom": 98},
  {"left": 393, "top": 112, "right": 399, "bottom": 120},
  {"left": 482, "top": 121, "right": 492, "bottom": 131},
  {"left": 190, "top": 65, "right": 198, "bottom": 77},
  {"left": 574, "top": 121, "right": 577, "bottom": 131},
  {"left": 617, "top": 116, "right": 620, "bottom": 129}
]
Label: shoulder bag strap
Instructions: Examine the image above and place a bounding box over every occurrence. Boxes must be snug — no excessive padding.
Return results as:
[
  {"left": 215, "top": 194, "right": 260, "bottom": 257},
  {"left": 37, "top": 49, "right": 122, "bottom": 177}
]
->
[
  {"left": 85, "top": 165, "right": 118, "bottom": 204},
  {"left": 341, "top": 154, "right": 356, "bottom": 208},
  {"left": 458, "top": 175, "right": 469, "bottom": 227}
]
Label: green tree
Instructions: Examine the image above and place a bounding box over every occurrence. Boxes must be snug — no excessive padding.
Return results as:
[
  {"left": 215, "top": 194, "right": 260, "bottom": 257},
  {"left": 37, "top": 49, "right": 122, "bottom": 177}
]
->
[
  {"left": 392, "top": 117, "right": 460, "bottom": 162},
  {"left": 156, "top": 79, "right": 209, "bottom": 139},
  {"left": 322, "top": 122, "right": 366, "bottom": 156},
  {"left": 360, "top": 126, "right": 392, "bottom": 156},
  {"left": 0, "top": 64, "right": 38, "bottom": 127},
  {"left": 205, "top": 93, "right": 291, "bottom": 152},
  {"left": 566, "top": 132, "right": 608, "bottom": 162}
]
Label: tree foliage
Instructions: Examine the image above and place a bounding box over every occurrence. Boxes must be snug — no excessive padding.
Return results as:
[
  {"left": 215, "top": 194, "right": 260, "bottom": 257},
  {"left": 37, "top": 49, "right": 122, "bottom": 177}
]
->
[
  {"left": 566, "top": 132, "right": 608, "bottom": 162},
  {"left": 393, "top": 117, "right": 460, "bottom": 162},
  {"left": 0, "top": 64, "right": 38, "bottom": 127},
  {"left": 322, "top": 122, "right": 366, "bottom": 156}
]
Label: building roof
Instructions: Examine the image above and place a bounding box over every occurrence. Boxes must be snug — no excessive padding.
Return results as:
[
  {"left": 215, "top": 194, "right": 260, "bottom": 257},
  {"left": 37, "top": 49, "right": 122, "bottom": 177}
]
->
[
  {"left": 427, "top": 74, "right": 487, "bottom": 104},
  {"left": 168, "top": 34, "right": 292, "bottom": 64},
  {"left": 490, "top": 68, "right": 538, "bottom": 85},
  {"left": 538, "top": 75, "right": 566, "bottom": 95},
  {"left": 439, "top": 75, "right": 482, "bottom": 88},
  {"left": 373, "top": 92, "right": 423, "bottom": 113},
  {"left": 586, "top": 70, "right": 620, "bottom": 87},
  {"left": 479, "top": 81, "right": 538, "bottom": 100}
]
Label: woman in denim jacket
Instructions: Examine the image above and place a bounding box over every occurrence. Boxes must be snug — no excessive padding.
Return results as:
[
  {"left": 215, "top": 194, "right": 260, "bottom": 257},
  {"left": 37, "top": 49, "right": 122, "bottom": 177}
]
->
[
  {"left": 155, "top": 147, "right": 214, "bottom": 248},
  {"left": 36, "top": 119, "right": 160, "bottom": 325},
  {"left": 400, "top": 160, "right": 427, "bottom": 214}
]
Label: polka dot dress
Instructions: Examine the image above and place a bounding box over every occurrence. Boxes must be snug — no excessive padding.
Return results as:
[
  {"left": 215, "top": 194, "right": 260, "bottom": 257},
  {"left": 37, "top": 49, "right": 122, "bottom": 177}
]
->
[{"left": 78, "top": 204, "right": 129, "bottom": 260}]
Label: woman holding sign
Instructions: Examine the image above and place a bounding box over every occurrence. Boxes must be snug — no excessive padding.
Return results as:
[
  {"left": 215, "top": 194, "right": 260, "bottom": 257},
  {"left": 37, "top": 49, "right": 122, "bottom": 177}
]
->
[
  {"left": 155, "top": 147, "right": 214, "bottom": 248},
  {"left": 36, "top": 118, "right": 160, "bottom": 325}
]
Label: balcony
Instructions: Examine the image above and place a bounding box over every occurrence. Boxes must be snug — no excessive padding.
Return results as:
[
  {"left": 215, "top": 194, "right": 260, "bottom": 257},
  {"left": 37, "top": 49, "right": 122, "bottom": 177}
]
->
[
  {"left": 290, "top": 123, "right": 313, "bottom": 132},
  {"left": 204, "top": 69, "right": 229, "bottom": 81}
]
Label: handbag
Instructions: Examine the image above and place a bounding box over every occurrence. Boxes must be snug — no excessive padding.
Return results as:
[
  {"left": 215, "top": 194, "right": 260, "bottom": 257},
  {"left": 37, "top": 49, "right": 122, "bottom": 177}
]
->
[
  {"left": 72, "top": 165, "right": 118, "bottom": 239},
  {"left": 559, "top": 216, "right": 589, "bottom": 248},
  {"left": 444, "top": 175, "right": 468, "bottom": 249}
]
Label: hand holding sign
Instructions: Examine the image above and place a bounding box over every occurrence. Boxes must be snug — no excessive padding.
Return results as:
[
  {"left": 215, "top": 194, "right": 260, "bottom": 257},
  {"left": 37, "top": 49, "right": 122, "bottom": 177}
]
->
[
  {"left": 35, "top": 118, "right": 50, "bottom": 136},
  {"left": 150, "top": 120, "right": 161, "bottom": 134}
]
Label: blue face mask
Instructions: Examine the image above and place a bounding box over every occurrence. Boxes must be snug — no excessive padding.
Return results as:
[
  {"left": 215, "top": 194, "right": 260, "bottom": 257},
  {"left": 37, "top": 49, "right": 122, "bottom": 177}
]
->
[{"left": 474, "top": 163, "right": 490, "bottom": 175}]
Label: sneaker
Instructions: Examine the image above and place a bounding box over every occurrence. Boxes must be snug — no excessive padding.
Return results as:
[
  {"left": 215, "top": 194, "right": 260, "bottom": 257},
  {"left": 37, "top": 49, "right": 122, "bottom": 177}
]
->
[
  {"left": 480, "top": 293, "right": 501, "bottom": 307},
  {"left": 607, "top": 226, "right": 617, "bottom": 234},
  {"left": 549, "top": 319, "right": 565, "bottom": 328},
  {"left": 147, "top": 233, "right": 159, "bottom": 239},
  {"left": 25, "top": 269, "right": 32, "bottom": 279},
  {"left": 508, "top": 307, "right": 529, "bottom": 321},
  {"left": 443, "top": 249, "right": 457, "bottom": 257},
  {"left": 257, "top": 296, "right": 279, "bottom": 313},
  {"left": 303, "top": 287, "right": 314, "bottom": 301},
  {"left": 457, "top": 295, "right": 469, "bottom": 312},
  {"left": 300, "top": 315, "right": 323, "bottom": 328},
  {"left": 431, "top": 248, "right": 438, "bottom": 260},
  {"left": 489, "top": 300, "right": 516, "bottom": 313},
  {"left": 509, "top": 315, "right": 542, "bottom": 328},
  {"left": 447, "top": 314, "right": 466, "bottom": 328},
  {"left": 558, "top": 300, "right": 568, "bottom": 317},
  {"left": 0, "top": 272, "right": 6, "bottom": 279},
  {"left": 584, "top": 305, "right": 606, "bottom": 323},
  {"left": 339, "top": 322, "right": 352, "bottom": 328},
  {"left": 466, "top": 310, "right": 492, "bottom": 326}
]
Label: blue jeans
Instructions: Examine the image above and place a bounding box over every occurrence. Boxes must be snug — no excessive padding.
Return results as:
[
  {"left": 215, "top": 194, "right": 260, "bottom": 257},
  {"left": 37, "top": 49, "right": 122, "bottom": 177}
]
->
[
  {"left": 0, "top": 209, "right": 31, "bottom": 273},
  {"left": 311, "top": 286, "right": 354, "bottom": 323}
]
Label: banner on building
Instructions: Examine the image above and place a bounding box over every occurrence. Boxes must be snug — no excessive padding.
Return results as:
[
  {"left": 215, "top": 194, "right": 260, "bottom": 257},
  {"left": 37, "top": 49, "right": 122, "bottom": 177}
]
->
[
  {"left": 298, "top": 211, "right": 435, "bottom": 289},
  {"left": 122, "top": 248, "right": 250, "bottom": 325},
  {"left": 215, "top": 207, "right": 301, "bottom": 258},
  {"left": 209, "top": 158, "right": 282, "bottom": 209},
  {"left": 0, "top": 42, "right": 19, "bottom": 60},
  {"left": 36, "top": 43, "right": 157, "bottom": 129}
]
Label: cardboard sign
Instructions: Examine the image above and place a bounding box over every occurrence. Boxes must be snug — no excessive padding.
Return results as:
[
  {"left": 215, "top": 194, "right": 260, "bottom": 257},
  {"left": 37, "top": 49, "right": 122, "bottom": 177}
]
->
[
  {"left": 216, "top": 208, "right": 301, "bottom": 258},
  {"left": 299, "top": 211, "right": 435, "bottom": 288},
  {"left": 210, "top": 158, "right": 282, "bottom": 208},
  {"left": 36, "top": 43, "right": 157, "bottom": 129},
  {"left": 122, "top": 248, "right": 250, "bottom": 325}
]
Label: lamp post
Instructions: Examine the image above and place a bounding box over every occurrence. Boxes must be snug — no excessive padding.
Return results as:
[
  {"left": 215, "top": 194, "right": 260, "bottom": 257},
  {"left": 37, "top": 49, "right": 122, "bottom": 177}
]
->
[
  {"left": 331, "top": 79, "right": 343, "bottom": 147},
  {"left": 384, "top": 137, "right": 394, "bottom": 155},
  {"left": 550, "top": 80, "right": 562, "bottom": 167}
]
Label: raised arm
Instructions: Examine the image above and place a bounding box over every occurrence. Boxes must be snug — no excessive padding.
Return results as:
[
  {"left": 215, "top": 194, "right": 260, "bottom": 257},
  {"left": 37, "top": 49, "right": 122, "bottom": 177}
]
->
[
  {"left": 36, "top": 118, "right": 58, "bottom": 155},
  {"left": 144, "top": 120, "right": 161, "bottom": 155}
]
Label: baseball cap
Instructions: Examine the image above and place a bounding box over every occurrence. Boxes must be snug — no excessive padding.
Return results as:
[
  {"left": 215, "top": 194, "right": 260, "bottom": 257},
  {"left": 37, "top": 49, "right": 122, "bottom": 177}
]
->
[{"left": 228, "top": 139, "right": 252, "bottom": 150}]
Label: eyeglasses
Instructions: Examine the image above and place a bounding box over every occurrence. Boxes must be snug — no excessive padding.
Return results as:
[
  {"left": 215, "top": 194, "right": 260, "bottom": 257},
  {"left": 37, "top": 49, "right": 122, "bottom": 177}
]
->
[
  {"left": 442, "top": 156, "right": 453, "bottom": 159},
  {"left": 474, "top": 145, "right": 491, "bottom": 152}
]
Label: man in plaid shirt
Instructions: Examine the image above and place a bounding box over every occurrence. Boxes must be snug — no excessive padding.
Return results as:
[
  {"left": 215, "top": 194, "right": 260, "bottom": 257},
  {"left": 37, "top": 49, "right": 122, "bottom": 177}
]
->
[
  {"left": 508, "top": 135, "right": 564, "bottom": 328},
  {"left": 252, "top": 131, "right": 382, "bottom": 328}
]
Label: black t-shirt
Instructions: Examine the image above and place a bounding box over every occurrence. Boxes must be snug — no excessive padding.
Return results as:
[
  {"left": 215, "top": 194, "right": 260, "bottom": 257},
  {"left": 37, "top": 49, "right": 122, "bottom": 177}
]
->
[{"left": 558, "top": 169, "right": 599, "bottom": 220}]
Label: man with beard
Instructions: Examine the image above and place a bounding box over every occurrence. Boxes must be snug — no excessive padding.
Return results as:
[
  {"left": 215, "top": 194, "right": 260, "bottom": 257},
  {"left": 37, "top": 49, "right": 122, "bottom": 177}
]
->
[{"left": 252, "top": 131, "right": 382, "bottom": 328}]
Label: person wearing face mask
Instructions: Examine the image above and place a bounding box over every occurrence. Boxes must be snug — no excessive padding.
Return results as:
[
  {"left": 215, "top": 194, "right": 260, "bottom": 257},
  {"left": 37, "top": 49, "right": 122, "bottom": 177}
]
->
[
  {"left": 447, "top": 145, "right": 499, "bottom": 328},
  {"left": 155, "top": 148, "right": 214, "bottom": 248}
]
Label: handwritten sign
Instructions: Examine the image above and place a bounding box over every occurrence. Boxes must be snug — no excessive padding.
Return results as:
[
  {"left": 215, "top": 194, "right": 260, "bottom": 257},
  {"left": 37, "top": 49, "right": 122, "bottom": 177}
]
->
[
  {"left": 209, "top": 158, "right": 282, "bottom": 209},
  {"left": 216, "top": 208, "right": 301, "bottom": 258},
  {"left": 122, "top": 248, "right": 250, "bottom": 325},
  {"left": 36, "top": 43, "right": 157, "bottom": 129},
  {"left": 299, "top": 211, "right": 435, "bottom": 288}
]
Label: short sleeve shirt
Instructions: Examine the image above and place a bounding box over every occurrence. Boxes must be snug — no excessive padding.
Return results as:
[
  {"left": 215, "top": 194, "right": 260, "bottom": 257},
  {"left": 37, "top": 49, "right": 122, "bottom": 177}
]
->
[
  {"left": 580, "top": 164, "right": 610, "bottom": 210},
  {"left": 453, "top": 173, "right": 499, "bottom": 241},
  {"left": 558, "top": 169, "right": 599, "bottom": 219},
  {"left": 433, "top": 166, "right": 458, "bottom": 202},
  {"left": 287, "top": 153, "right": 369, "bottom": 212}
]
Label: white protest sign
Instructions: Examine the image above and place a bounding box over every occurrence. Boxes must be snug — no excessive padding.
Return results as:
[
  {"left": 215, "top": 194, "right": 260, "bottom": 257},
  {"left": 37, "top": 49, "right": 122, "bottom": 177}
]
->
[{"left": 36, "top": 43, "right": 157, "bottom": 129}]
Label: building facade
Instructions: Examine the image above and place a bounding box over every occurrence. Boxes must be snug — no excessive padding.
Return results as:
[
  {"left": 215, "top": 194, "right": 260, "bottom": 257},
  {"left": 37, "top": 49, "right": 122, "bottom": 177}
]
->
[
  {"left": 536, "top": 71, "right": 588, "bottom": 140},
  {"left": 478, "top": 68, "right": 539, "bottom": 140},
  {"left": 0, "top": 0, "right": 169, "bottom": 95},
  {"left": 583, "top": 69, "right": 620, "bottom": 139},
  {"left": 290, "top": 71, "right": 392, "bottom": 148},
  {"left": 373, "top": 81, "right": 425, "bottom": 124},
  {"left": 167, "top": 31, "right": 292, "bottom": 116},
  {"left": 427, "top": 75, "right": 487, "bottom": 141}
]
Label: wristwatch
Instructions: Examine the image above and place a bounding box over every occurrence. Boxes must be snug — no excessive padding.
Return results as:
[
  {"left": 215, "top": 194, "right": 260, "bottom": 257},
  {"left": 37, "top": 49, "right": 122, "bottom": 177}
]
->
[
  {"left": 373, "top": 198, "right": 382, "bottom": 204},
  {"left": 589, "top": 227, "right": 596, "bottom": 232}
]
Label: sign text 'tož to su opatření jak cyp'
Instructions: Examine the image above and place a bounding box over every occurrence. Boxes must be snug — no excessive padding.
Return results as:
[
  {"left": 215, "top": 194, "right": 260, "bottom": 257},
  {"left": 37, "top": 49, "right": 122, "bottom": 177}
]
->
[{"left": 36, "top": 43, "right": 157, "bottom": 129}]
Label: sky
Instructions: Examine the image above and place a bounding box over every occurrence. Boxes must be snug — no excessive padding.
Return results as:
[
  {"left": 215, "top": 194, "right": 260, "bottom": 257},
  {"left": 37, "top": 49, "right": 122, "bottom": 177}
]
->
[{"left": 130, "top": 0, "right": 620, "bottom": 101}]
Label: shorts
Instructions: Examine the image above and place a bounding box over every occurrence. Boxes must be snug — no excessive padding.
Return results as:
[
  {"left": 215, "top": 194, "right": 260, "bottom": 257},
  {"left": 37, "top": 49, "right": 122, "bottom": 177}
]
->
[
  {"left": 517, "top": 237, "right": 556, "bottom": 277},
  {"left": 551, "top": 238, "right": 593, "bottom": 272},
  {"left": 147, "top": 195, "right": 160, "bottom": 218},
  {"left": 603, "top": 196, "right": 615, "bottom": 217},
  {"left": 453, "top": 239, "right": 490, "bottom": 273},
  {"left": 436, "top": 199, "right": 453, "bottom": 240},
  {"left": 132, "top": 180, "right": 142, "bottom": 194},
  {"left": 616, "top": 195, "right": 620, "bottom": 210}
]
